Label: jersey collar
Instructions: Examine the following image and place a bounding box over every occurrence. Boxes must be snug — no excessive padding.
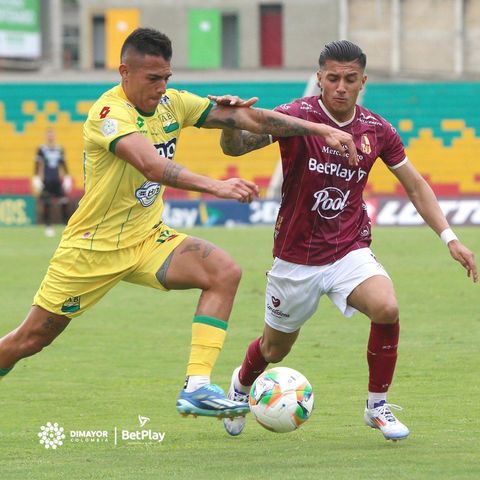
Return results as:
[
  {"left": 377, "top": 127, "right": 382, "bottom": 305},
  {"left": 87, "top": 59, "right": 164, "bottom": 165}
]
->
[
  {"left": 116, "top": 84, "right": 156, "bottom": 117},
  {"left": 317, "top": 97, "right": 356, "bottom": 127}
]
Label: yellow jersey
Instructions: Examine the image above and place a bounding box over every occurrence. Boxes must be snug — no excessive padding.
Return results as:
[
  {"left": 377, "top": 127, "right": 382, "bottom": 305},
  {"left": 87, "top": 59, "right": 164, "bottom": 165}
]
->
[{"left": 61, "top": 84, "right": 212, "bottom": 251}]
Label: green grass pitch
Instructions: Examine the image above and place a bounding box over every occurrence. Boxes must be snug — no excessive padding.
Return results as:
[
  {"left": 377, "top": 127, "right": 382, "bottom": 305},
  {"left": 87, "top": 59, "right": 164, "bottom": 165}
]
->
[{"left": 0, "top": 226, "right": 479, "bottom": 479}]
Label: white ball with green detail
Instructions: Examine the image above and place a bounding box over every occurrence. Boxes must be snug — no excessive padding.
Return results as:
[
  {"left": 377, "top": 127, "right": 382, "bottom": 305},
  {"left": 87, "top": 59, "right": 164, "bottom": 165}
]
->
[{"left": 249, "top": 367, "right": 314, "bottom": 433}]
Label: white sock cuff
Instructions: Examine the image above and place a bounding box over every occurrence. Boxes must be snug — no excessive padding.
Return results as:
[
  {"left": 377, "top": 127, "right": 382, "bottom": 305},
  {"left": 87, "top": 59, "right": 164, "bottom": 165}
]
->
[{"left": 368, "top": 392, "right": 387, "bottom": 409}]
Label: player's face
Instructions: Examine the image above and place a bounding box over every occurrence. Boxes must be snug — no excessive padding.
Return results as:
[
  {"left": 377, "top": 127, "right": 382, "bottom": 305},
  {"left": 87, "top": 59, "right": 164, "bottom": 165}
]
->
[
  {"left": 317, "top": 60, "right": 366, "bottom": 122},
  {"left": 119, "top": 53, "right": 172, "bottom": 113},
  {"left": 46, "top": 129, "right": 55, "bottom": 145}
]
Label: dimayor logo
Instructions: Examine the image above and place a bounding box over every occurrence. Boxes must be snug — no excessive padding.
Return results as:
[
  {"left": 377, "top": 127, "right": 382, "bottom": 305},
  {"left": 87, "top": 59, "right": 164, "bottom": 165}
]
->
[
  {"left": 37, "top": 415, "right": 164, "bottom": 449},
  {"left": 38, "top": 422, "right": 66, "bottom": 450}
]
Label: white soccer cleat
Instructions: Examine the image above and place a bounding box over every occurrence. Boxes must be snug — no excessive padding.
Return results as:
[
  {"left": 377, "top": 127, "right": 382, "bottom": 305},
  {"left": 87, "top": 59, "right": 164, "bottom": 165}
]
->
[
  {"left": 364, "top": 400, "right": 410, "bottom": 441},
  {"left": 223, "top": 367, "right": 249, "bottom": 436}
]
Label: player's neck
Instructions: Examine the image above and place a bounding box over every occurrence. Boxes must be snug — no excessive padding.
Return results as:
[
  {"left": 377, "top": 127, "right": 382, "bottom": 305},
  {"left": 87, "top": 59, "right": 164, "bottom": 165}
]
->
[{"left": 318, "top": 97, "right": 356, "bottom": 126}]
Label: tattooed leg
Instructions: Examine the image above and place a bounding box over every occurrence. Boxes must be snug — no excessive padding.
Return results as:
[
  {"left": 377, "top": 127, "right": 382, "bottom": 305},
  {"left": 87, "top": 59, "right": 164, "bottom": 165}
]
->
[
  {"left": 159, "top": 236, "right": 238, "bottom": 320},
  {"left": 0, "top": 306, "right": 70, "bottom": 368}
]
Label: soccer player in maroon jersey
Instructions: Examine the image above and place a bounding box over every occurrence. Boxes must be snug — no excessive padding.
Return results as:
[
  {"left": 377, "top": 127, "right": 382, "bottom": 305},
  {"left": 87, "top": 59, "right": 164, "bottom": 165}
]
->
[{"left": 214, "top": 40, "right": 478, "bottom": 440}]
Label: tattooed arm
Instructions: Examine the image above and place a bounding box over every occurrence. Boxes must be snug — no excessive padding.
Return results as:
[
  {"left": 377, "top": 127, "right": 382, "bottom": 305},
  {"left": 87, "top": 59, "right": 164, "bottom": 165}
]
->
[
  {"left": 220, "top": 129, "right": 272, "bottom": 156},
  {"left": 203, "top": 104, "right": 358, "bottom": 165},
  {"left": 114, "top": 132, "right": 258, "bottom": 203}
]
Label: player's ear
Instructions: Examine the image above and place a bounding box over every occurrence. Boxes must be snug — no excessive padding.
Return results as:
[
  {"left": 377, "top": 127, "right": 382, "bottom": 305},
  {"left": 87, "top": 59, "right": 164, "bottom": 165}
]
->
[
  {"left": 119, "top": 63, "right": 128, "bottom": 80},
  {"left": 316, "top": 70, "right": 322, "bottom": 89},
  {"left": 360, "top": 74, "right": 367, "bottom": 90}
]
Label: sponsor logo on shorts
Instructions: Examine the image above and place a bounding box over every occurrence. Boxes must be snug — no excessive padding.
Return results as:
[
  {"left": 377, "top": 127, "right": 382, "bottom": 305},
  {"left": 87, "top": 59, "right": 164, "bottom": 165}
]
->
[
  {"left": 156, "top": 229, "right": 178, "bottom": 244},
  {"left": 135, "top": 181, "right": 161, "bottom": 207},
  {"left": 271, "top": 296, "right": 281, "bottom": 307},
  {"left": 311, "top": 187, "right": 350, "bottom": 219},
  {"left": 61, "top": 296, "right": 80, "bottom": 313},
  {"left": 267, "top": 304, "right": 290, "bottom": 318},
  {"left": 267, "top": 297, "right": 290, "bottom": 318}
]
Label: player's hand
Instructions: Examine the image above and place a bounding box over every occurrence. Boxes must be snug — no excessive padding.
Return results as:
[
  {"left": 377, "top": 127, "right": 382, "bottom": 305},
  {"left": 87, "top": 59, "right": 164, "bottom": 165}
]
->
[
  {"left": 32, "top": 175, "right": 43, "bottom": 195},
  {"left": 212, "top": 178, "right": 259, "bottom": 203},
  {"left": 62, "top": 175, "right": 73, "bottom": 194},
  {"left": 448, "top": 240, "right": 478, "bottom": 283},
  {"left": 320, "top": 125, "right": 359, "bottom": 166},
  {"left": 208, "top": 94, "right": 259, "bottom": 108}
]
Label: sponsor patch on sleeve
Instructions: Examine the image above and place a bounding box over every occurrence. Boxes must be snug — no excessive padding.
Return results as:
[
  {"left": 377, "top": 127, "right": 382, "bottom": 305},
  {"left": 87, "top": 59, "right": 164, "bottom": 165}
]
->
[{"left": 101, "top": 118, "right": 118, "bottom": 137}]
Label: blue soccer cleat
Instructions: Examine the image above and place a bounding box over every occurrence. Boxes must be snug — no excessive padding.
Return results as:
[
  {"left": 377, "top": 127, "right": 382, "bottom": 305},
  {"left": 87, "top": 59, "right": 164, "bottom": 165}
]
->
[{"left": 176, "top": 384, "right": 250, "bottom": 418}]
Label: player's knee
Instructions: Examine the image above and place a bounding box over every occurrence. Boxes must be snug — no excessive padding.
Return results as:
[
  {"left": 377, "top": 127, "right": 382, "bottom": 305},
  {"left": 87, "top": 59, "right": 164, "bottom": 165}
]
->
[
  {"left": 212, "top": 257, "right": 242, "bottom": 291},
  {"left": 372, "top": 301, "right": 399, "bottom": 324}
]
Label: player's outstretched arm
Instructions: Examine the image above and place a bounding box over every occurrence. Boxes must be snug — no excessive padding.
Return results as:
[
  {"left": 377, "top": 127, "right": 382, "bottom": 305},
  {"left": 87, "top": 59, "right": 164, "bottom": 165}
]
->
[
  {"left": 220, "top": 129, "right": 272, "bottom": 157},
  {"left": 203, "top": 103, "right": 358, "bottom": 165},
  {"left": 114, "top": 132, "right": 258, "bottom": 203},
  {"left": 393, "top": 161, "right": 478, "bottom": 282},
  {"left": 207, "top": 94, "right": 271, "bottom": 157}
]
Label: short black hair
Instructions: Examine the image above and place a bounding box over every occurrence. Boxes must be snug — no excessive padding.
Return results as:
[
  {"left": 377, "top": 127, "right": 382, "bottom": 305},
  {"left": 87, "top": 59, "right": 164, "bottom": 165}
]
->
[
  {"left": 318, "top": 40, "right": 366, "bottom": 69},
  {"left": 120, "top": 28, "right": 172, "bottom": 62}
]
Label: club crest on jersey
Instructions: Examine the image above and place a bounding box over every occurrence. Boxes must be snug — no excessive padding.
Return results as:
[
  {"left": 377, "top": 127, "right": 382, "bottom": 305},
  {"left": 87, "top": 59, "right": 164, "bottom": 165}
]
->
[
  {"left": 361, "top": 134, "right": 371, "bottom": 154},
  {"left": 160, "top": 112, "right": 179, "bottom": 133},
  {"left": 135, "top": 181, "right": 161, "bottom": 207},
  {"left": 311, "top": 187, "right": 350, "bottom": 219}
]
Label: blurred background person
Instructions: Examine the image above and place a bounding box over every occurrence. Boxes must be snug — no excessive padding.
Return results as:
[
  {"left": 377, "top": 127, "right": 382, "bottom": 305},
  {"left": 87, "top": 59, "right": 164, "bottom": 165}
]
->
[{"left": 32, "top": 128, "right": 72, "bottom": 237}]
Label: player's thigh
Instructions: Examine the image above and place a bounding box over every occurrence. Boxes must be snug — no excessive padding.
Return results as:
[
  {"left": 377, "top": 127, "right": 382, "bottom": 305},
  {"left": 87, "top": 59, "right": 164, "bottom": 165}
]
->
[
  {"left": 122, "top": 226, "right": 188, "bottom": 290},
  {"left": 264, "top": 258, "right": 323, "bottom": 334},
  {"left": 34, "top": 247, "right": 132, "bottom": 318},
  {"left": 347, "top": 274, "right": 399, "bottom": 323},
  {"left": 164, "top": 236, "right": 240, "bottom": 290},
  {"left": 326, "top": 248, "right": 394, "bottom": 318}
]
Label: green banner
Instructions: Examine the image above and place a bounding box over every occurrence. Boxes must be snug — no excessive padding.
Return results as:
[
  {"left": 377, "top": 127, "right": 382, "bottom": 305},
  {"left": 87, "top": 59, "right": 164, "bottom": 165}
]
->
[
  {"left": 0, "top": 0, "right": 40, "bottom": 32},
  {"left": 188, "top": 9, "right": 221, "bottom": 69},
  {"left": 0, "top": 196, "right": 36, "bottom": 226},
  {"left": 0, "top": 0, "right": 40, "bottom": 58}
]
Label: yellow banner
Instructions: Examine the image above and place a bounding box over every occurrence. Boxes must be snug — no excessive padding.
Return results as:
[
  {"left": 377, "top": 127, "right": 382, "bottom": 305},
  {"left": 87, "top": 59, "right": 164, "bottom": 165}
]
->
[{"left": 105, "top": 9, "right": 140, "bottom": 70}]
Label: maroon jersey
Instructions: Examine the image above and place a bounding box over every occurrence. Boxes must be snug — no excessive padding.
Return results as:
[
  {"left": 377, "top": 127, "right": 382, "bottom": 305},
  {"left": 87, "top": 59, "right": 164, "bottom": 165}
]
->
[{"left": 272, "top": 96, "right": 406, "bottom": 265}]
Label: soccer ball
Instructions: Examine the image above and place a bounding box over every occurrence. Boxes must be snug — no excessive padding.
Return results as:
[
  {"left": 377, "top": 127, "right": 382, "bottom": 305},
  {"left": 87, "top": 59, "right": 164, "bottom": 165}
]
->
[{"left": 249, "top": 367, "right": 314, "bottom": 433}]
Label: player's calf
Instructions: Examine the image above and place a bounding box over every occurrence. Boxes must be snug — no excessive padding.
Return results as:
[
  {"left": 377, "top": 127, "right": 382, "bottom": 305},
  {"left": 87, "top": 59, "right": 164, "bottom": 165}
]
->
[{"left": 0, "top": 306, "right": 70, "bottom": 366}]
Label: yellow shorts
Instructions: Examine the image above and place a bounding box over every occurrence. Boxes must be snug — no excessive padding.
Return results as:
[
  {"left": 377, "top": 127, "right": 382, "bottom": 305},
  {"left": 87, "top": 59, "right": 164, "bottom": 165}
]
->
[{"left": 33, "top": 225, "right": 187, "bottom": 318}]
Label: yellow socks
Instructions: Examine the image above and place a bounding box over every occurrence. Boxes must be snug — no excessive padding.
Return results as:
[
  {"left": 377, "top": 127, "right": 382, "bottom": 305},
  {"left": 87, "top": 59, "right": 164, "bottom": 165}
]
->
[{"left": 186, "top": 315, "right": 227, "bottom": 377}]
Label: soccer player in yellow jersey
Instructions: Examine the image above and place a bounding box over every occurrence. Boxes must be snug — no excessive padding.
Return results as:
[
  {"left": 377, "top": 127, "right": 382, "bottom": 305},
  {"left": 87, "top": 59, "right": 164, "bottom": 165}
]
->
[{"left": 0, "top": 28, "right": 358, "bottom": 418}]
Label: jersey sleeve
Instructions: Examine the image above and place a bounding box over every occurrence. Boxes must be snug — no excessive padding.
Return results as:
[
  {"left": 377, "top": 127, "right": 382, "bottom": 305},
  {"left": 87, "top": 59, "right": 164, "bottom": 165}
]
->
[
  {"left": 379, "top": 121, "right": 407, "bottom": 169},
  {"left": 35, "top": 146, "right": 44, "bottom": 162},
  {"left": 169, "top": 89, "right": 213, "bottom": 128},
  {"left": 85, "top": 99, "right": 138, "bottom": 152}
]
